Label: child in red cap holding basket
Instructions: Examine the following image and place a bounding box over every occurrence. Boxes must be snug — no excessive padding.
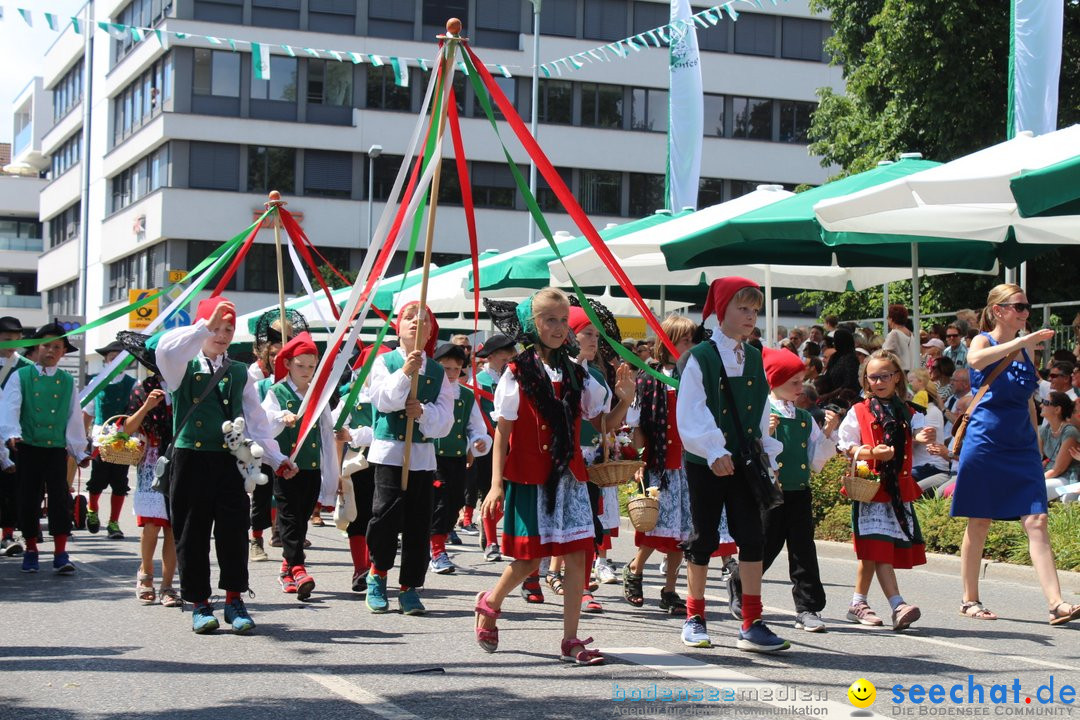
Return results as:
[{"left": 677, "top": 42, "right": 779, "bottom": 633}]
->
[{"left": 676, "top": 277, "right": 786, "bottom": 653}]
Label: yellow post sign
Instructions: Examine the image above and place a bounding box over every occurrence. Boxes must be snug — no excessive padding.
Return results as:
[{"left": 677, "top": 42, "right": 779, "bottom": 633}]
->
[
  {"left": 129, "top": 289, "right": 159, "bottom": 329},
  {"left": 168, "top": 269, "right": 188, "bottom": 283},
  {"left": 615, "top": 317, "right": 647, "bottom": 342}
]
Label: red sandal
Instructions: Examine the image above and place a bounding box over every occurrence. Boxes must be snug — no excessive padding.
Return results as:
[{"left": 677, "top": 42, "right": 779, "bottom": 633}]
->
[
  {"left": 560, "top": 636, "right": 605, "bottom": 666},
  {"left": 474, "top": 591, "right": 500, "bottom": 652},
  {"left": 582, "top": 592, "right": 603, "bottom": 614},
  {"left": 520, "top": 574, "right": 544, "bottom": 604}
]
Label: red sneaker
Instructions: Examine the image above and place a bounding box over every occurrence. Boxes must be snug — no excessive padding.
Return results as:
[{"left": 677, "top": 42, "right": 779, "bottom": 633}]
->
[
  {"left": 291, "top": 565, "right": 316, "bottom": 601},
  {"left": 279, "top": 572, "right": 298, "bottom": 594}
]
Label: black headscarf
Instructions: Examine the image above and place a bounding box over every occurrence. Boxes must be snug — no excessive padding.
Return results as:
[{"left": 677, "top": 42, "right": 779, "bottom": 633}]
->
[
  {"left": 635, "top": 366, "right": 677, "bottom": 488},
  {"left": 818, "top": 329, "right": 860, "bottom": 398},
  {"left": 866, "top": 395, "right": 913, "bottom": 540}
]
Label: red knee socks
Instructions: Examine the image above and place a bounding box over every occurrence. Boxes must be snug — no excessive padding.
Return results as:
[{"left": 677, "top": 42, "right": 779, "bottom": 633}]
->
[
  {"left": 225, "top": 590, "right": 241, "bottom": 603},
  {"left": 482, "top": 513, "right": 499, "bottom": 546},
  {"left": 686, "top": 596, "right": 706, "bottom": 620},
  {"left": 348, "top": 535, "right": 369, "bottom": 573},
  {"left": 54, "top": 534, "right": 68, "bottom": 554},
  {"left": 89, "top": 493, "right": 101, "bottom": 512},
  {"left": 742, "top": 594, "right": 763, "bottom": 631},
  {"left": 431, "top": 534, "right": 447, "bottom": 557},
  {"left": 25, "top": 538, "right": 38, "bottom": 552},
  {"left": 109, "top": 494, "right": 125, "bottom": 523},
  {"left": 2, "top": 527, "right": 13, "bottom": 540},
  {"left": 252, "top": 529, "right": 263, "bottom": 539},
  {"left": 462, "top": 506, "right": 473, "bottom": 526}
]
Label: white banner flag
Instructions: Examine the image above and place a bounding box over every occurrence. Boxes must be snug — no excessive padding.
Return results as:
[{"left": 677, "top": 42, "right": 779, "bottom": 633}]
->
[
  {"left": 666, "top": 0, "right": 703, "bottom": 211},
  {"left": 252, "top": 41, "right": 271, "bottom": 81},
  {"left": 1008, "top": 0, "right": 1063, "bottom": 137}
]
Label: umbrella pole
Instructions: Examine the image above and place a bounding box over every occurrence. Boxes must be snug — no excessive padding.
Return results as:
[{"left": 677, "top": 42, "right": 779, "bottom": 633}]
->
[
  {"left": 882, "top": 283, "right": 889, "bottom": 327},
  {"left": 400, "top": 25, "right": 460, "bottom": 492},
  {"left": 660, "top": 284, "right": 666, "bottom": 318},
  {"left": 910, "top": 242, "right": 920, "bottom": 336},
  {"left": 764, "top": 265, "right": 773, "bottom": 348},
  {"left": 268, "top": 191, "right": 289, "bottom": 346}
]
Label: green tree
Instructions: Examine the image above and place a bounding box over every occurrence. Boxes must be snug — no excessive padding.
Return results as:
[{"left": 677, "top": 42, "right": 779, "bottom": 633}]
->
[{"left": 799, "top": 0, "right": 1080, "bottom": 320}]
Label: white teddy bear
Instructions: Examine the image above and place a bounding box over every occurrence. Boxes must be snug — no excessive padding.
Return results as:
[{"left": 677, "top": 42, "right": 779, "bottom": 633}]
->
[{"left": 222, "top": 417, "right": 269, "bottom": 493}]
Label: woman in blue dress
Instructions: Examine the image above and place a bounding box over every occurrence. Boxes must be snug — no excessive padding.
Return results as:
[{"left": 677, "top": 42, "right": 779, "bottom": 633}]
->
[{"left": 952, "top": 284, "right": 1080, "bottom": 626}]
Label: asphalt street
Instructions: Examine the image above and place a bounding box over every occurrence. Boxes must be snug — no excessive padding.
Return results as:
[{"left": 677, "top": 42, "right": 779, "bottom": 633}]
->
[{"left": 1, "top": 501, "right": 1078, "bottom": 720}]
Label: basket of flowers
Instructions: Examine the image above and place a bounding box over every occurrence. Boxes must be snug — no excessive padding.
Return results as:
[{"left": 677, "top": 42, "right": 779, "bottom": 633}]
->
[
  {"left": 586, "top": 423, "right": 643, "bottom": 488},
  {"left": 842, "top": 445, "right": 881, "bottom": 502},
  {"left": 94, "top": 416, "right": 147, "bottom": 466},
  {"left": 627, "top": 477, "right": 660, "bottom": 532}
]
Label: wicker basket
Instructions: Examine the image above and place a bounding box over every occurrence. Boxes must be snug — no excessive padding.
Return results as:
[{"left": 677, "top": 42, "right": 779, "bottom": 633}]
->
[
  {"left": 96, "top": 416, "right": 147, "bottom": 466},
  {"left": 842, "top": 445, "right": 881, "bottom": 502},
  {"left": 627, "top": 496, "right": 660, "bottom": 532},
  {"left": 586, "top": 418, "right": 643, "bottom": 487}
]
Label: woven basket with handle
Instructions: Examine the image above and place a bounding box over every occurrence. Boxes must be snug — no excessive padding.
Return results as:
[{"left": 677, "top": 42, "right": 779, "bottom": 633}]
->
[
  {"left": 627, "top": 474, "right": 659, "bottom": 532},
  {"left": 96, "top": 415, "right": 147, "bottom": 466},
  {"left": 586, "top": 415, "right": 643, "bottom": 488},
  {"left": 841, "top": 445, "right": 881, "bottom": 502}
]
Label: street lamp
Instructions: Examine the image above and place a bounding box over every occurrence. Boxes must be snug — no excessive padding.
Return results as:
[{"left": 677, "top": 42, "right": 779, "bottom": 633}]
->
[{"left": 366, "top": 144, "right": 382, "bottom": 248}]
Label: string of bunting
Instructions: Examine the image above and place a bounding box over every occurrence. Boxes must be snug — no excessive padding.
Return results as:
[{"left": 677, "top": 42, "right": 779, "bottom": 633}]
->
[{"left": 3, "top": 0, "right": 784, "bottom": 86}]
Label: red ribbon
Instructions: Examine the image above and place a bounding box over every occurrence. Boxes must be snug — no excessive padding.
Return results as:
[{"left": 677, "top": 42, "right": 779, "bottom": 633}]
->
[
  {"left": 278, "top": 208, "right": 341, "bottom": 321},
  {"left": 210, "top": 220, "right": 262, "bottom": 297}
]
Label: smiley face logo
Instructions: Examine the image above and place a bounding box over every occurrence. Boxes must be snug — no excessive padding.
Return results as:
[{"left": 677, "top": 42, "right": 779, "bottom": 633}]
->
[{"left": 847, "top": 678, "right": 876, "bottom": 708}]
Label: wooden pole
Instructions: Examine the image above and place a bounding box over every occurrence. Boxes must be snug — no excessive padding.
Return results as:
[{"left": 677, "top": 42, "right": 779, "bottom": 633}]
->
[
  {"left": 400, "top": 20, "right": 463, "bottom": 492},
  {"left": 266, "top": 191, "right": 289, "bottom": 346}
]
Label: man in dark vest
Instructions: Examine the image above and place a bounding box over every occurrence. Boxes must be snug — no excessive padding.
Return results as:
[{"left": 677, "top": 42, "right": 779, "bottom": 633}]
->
[{"left": 83, "top": 340, "right": 137, "bottom": 539}]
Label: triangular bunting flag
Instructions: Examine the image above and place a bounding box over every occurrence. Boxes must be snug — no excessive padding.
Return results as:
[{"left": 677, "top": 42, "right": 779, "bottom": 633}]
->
[
  {"left": 303, "top": 47, "right": 319, "bottom": 57},
  {"left": 44, "top": 13, "right": 57, "bottom": 30},
  {"left": 18, "top": 8, "right": 32, "bottom": 26},
  {"left": 282, "top": 44, "right": 296, "bottom": 57},
  {"left": 154, "top": 29, "right": 169, "bottom": 49},
  {"left": 369, "top": 54, "right": 384, "bottom": 66},
  {"left": 390, "top": 56, "right": 409, "bottom": 86},
  {"left": 347, "top": 51, "right": 364, "bottom": 64},
  {"left": 497, "top": 64, "right": 512, "bottom": 78},
  {"left": 131, "top": 26, "right": 145, "bottom": 42},
  {"left": 71, "top": 17, "right": 82, "bottom": 34},
  {"left": 252, "top": 42, "right": 270, "bottom": 80}
]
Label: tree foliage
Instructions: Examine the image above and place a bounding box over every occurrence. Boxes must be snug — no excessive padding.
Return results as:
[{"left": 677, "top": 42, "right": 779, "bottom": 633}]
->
[{"left": 797, "top": 0, "right": 1080, "bottom": 320}]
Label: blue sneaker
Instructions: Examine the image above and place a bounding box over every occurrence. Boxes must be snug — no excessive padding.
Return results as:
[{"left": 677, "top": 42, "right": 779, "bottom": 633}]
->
[
  {"left": 366, "top": 572, "right": 389, "bottom": 613},
  {"left": 53, "top": 552, "right": 74, "bottom": 575},
  {"left": 20, "top": 551, "right": 39, "bottom": 573},
  {"left": 447, "top": 529, "right": 462, "bottom": 545},
  {"left": 399, "top": 587, "right": 426, "bottom": 616},
  {"left": 737, "top": 620, "right": 791, "bottom": 653},
  {"left": 191, "top": 604, "right": 219, "bottom": 634},
  {"left": 429, "top": 551, "right": 455, "bottom": 575},
  {"left": 681, "top": 615, "right": 712, "bottom": 648},
  {"left": 223, "top": 597, "right": 255, "bottom": 634}
]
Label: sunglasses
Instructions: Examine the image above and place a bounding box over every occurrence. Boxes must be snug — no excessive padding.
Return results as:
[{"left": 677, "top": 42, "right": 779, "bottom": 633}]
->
[
  {"left": 1049, "top": 373, "right": 1065, "bottom": 378},
  {"left": 867, "top": 372, "right": 897, "bottom": 383},
  {"left": 945, "top": 333, "right": 959, "bottom": 338},
  {"left": 1041, "top": 400, "right": 1052, "bottom": 406},
  {"left": 996, "top": 302, "right": 1033, "bottom": 313}
]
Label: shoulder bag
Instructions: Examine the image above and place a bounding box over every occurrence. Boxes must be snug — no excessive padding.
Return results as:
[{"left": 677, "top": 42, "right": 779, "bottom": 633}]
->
[{"left": 948, "top": 350, "right": 1018, "bottom": 460}]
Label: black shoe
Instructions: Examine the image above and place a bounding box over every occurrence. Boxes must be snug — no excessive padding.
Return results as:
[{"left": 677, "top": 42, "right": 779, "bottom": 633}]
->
[
  {"left": 447, "top": 529, "right": 463, "bottom": 546},
  {"left": 352, "top": 571, "right": 367, "bottom": 593},
  {"left": 659, "top": 589, "right": 687, "bottom": 615},
  {"left": 727, "top": 562, "right": 743, "bottom": 621}
]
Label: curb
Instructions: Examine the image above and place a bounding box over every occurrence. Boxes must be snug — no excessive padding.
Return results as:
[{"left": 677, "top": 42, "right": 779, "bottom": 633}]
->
[{"left": 617, "top": 518, "right": 1080, "bottom": 594}]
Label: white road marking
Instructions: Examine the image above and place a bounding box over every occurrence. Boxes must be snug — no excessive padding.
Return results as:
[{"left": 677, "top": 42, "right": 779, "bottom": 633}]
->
[
  {"left": 305, "top": 669, "right": 422, "bottom": 720},
  {"left": 606, "top": 646, "right": 887, "bottom": 719}
]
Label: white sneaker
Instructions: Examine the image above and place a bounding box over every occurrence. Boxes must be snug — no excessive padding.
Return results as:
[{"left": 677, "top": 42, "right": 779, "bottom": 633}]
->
[
  {"left": 658, "top": 556, "right": 668, "bottom": 574},
  {"left": 595, "top": 560, "right": 617, "bottom": 585}
]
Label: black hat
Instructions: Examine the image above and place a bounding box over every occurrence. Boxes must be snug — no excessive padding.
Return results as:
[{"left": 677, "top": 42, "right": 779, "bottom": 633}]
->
[
  {"left": 0, "top": 316, "right": 24, "bottom": 333},
  {"left": 117, "top": 331, "right": 161, "bottom": 375},
  {"left": 95, "top": 340, "right": 125, "bottom": 357},
  {"left": 433, "top": 342, "right": 469, "bottom": 364},
  {"left": 32, "top": 319, "right": 78, "bottom": 354},
  {"left": 476, "top": 333, "right": 515, "bottom": 358}
]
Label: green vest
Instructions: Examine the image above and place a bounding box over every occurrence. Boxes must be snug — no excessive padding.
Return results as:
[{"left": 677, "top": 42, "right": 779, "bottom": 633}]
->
[
  {"left": 372, "top": 352, "right": 446, "bottom": 444},
  {"left": 256, "top": 376, "right": 273, "bottom": 402},
  {"left": 773, "top": 406, "right": 814, "bottom": 491},
  {"left": 0, "top": 354, "right": 33, "bottom": 390},
  {"left": 476, "top": 368, "right": 498, "bottom": 420},
  {"left": 579, "top": 364, "right": 609, "bottom": 448},
  {"left": 94, "top": 374, "right": 136, "bottom": 425},
  {"left": 435, "top": 386, "right": 475, "bottom": 457},
  {"left": 680, "top": 340, "right": 767, "bottom": 467},
  {"left": 270, "top": 381, "right": 321, "bottom": 469},
  {"left": 17, "top": 366, "right": 74, "bottom": 448},
  {"left": 172, "top": 358, "right": 249, "bottom": 451}
]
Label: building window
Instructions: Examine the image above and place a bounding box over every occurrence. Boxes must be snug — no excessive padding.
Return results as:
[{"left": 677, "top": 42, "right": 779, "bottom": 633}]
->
[
  {"left": 630, "top": 87, "right": 668, "bottom": 132},
  {"left": 307, "top": 60, "right": 353, "bottom": 106},
  {"left": 779, "top": 100, "right": 815, "bottom": 143},
  {"left": 581, "top": 83, "right": 623, "bottom": 128},
  {"left": 0, "top": 219, "right": 43, "bottom": 253},
  {"left": 113, "top": 0, "right": 171, "bottom": 66},
  {"left": 0, "top": 272, "right": 40, "bottom": 309},
  {"left": 781, "top": 17, "right": 828, "bottom": 62},
  {"left": 368, "top": 0, "right": 414, "bottom": 39},
  {"left": 47, "top": 280, "right": 79, "bottom": 316},
  {"left": 193, "top": 49, "right": 240, "bottom": 97},
  {"left": 633, "top": 2, "right": 669, "bottom": 35},
  {"left": 695, "top": 7, "right": 729, "bottom": 52},
  {"left": 371, "top": 154, "right": 404, "bottom": 201},
  {"left": 537, "top": 79, "right": 572, "bottom": 124},
  {"left": 303, "top": 150, "right": 352, "bottom": 198},
  {"left": 193, "top": 0, "right": 242, "bottom": 23},
  {"left": 629, "top": 173, "right": 665, "bottom": 217},
  {"left": 107, "top": 245, "right": 163, "bottom": 303},
  {"left": 540, "top": 0, "right": 577, "bottom": 37},
  {"left": 113, "top": 54, "right": 172, "bottom": 146},
  {"left": 52, "top": 58, "right": 84, "bottom": 123},
  {"left": 584, "top": 0, "right": 628, "bottom": 41},
  {"left": 581, "top": 170, "right": 622, "bottom": 215},
  {"left": 730, "top": 179, "right": 770, "bottom": 198},
  {"left": 48, "top": 202, "right": 81, "bottom": 249},
  {"left": 366, "top": 65, "right": 411, "bottom": 111},
  {"left": 188, "top": 240, "right": 236, "bottom": 290},
  {"left": 308, "top": 0, "right": 356, "bottom": 33},
  {"left": 734, "top": 13, "right": 776, "bottom": 57},
  {"left": 534, "top": 167, "right": 573, "bottom": 212},
  {"left": 251, "top": 56, "right": 297, "bottom": 101},
  {"left": 244, "top": 244, "right": 296, "bottom": 293},
  {"left": 189, "top": 142, "right": 239, "bottom": 191},
  {"left": 50, "top": 133, "right": 82, "bottom": 179},
  {"left": 472, "top": 76, "right": 516, "bottom": 119},
  {"left": 111, "top": 145, "right": 169, "bottom": 213},
  {"left": 251, "top": 0, "right": 300, "bottom": 29},
  {"left": 471, "top": 162, "right": 516, "bottom": 209},
  {"left": 248, "top": 146, "right": 296, "bottom": 195},
  {"left": 699, "top": 177, "right": 724, "bottom": 207},
  {"left": 423, "top": 0, "right": 466, "bottom": 42},
  {"left": 475, "top": 0, "right": 520, "bottom": 49},
  {"left": 732, "top": 96, "right": 773, "bottom": 140},
  {"left": 703, "top": 93, "right": 725, "bottom": 137}
]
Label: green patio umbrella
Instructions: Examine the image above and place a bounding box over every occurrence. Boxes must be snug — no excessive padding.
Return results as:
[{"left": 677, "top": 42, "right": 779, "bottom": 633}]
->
[{"left": 1011, "top": 153, "right": 1080, "bottom": 218}]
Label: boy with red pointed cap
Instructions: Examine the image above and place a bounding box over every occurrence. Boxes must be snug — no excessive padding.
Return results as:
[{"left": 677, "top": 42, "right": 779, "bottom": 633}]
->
[
  {"left": 729, "top": 347, "right": 840, "bottom": 633},
  {"left": 676, "top": 277, "right": 787, "bottom": 652},
  {"left": 364, "top": 301, "right": 455, "bottom": 615},
  {"left": 156, "top": 296, "right": 298, "bottom": 634},
  {"left": 261, "top": 331, "right": 341, "bottom": 601}
]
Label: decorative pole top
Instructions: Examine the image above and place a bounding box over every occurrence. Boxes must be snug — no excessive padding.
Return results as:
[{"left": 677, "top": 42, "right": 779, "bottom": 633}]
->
[
  {"left": 446, "top": 17, "right": 462, "bottom": 35},
  {"left": 265, "top": 190, "right": 286, "bottom": 208}
]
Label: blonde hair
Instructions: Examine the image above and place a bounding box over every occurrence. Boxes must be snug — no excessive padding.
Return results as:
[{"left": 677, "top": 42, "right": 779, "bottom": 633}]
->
[
  {"left": 731, "top": 286, "right": 765, "bottom": 309},
  {"left": 531, "top": 287, "right": 570, "bottom": 318},
  {"left": 924, "top": 379, "right": 941, "bottom": 409},
  {"left": 860, "top": 349, "right": 907, "bottom": 395},
  {"left": 654, "top": 314, "right": 696, "bottom": 366},
  {"left": 980, "top": 283, "right": 1024, "bottom": 331}
]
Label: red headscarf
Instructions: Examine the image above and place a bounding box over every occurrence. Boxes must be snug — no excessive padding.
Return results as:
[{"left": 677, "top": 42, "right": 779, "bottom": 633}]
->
[
  {"left": 352, "top": 342, "right": 391, "bottom": 371},
  {"left": 396, "top": 301, "right": 438, "bottom": 356},
  {"left": 702, "top": 277, "right": 758, "bottom": 325},
  {"left": 273, "top": 331, "right": 318, "bottom": 381},
  {"left": 195, "top": 296, "right": 235, "bottom": 325},
  {"left": 568, "top": 306, "right": 592, "bottom": 336},
  {"left": 763, "top": 346, "right": 805, "bottom": 390}
]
